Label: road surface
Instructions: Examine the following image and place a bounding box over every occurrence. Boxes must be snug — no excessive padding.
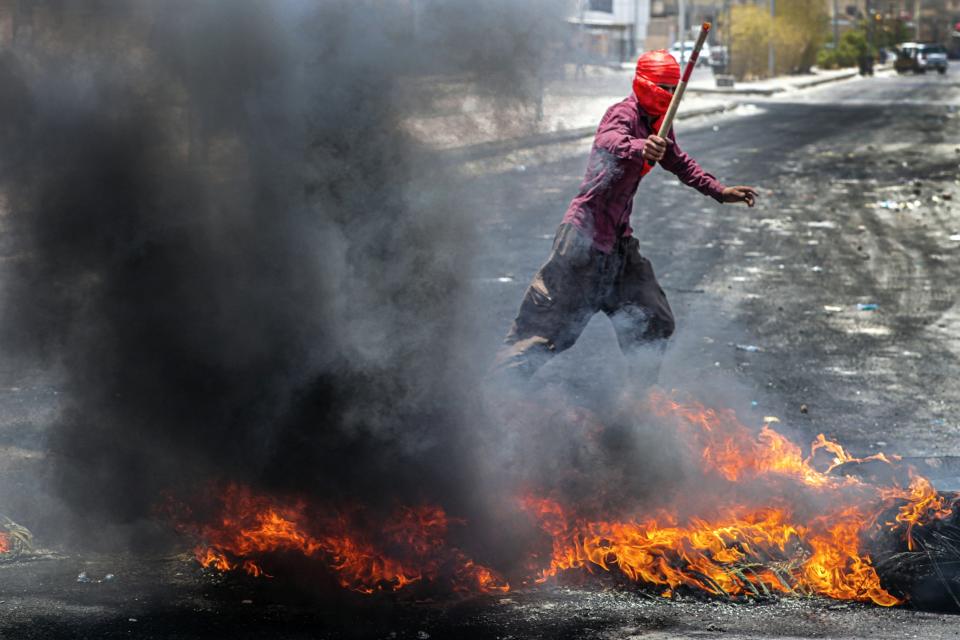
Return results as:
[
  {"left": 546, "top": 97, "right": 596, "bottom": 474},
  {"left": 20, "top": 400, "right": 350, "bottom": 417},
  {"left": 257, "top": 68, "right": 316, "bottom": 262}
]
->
[
  {"left": 470, "top": 66, "right": 960, "bottom": 463},
  {"left": 2, "top": 67, "right": 960, "bottom": 638}
]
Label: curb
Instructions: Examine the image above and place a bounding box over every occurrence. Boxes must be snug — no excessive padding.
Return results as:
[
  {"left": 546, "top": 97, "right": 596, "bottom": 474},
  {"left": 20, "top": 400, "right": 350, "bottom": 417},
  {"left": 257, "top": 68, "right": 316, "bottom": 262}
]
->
[
  {"left": 687, "top": 85, "right": 783, "bottom": 96},
  {"left": 443, "top": 126, "right": 596, "bottom": 161},
  {"left": 445, "top": 65, "right": 874, "bottom": 162},
  {"left": 680, "top": 102, "right": 740, "bottom": 120},
  {"left": 791, "top": 70, "right": 858, "bottom": 89},
  {"left": 687, "top": 70, "right": 859, "bottom": 96},
  {"left": 446, "top": 102, "right": 736, "bottom": 162}
]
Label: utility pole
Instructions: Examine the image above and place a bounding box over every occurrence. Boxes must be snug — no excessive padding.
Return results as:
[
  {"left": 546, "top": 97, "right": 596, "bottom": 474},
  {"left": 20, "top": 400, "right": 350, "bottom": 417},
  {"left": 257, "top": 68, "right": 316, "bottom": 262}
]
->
[
  {"left": 728, "top": 0, "right": 733, "bottom": 76},
  {"left": 833, "top": 0, "right": 839, "bottom": 48},
  {"left": 914, "top": 0, "right": 921, "bottom": 40},
  {"left": 678, "top": 0, "right": 686, "bottom": 66},
  {"left": 410, "top": 0, "right": 420, "bottom": 39},
  {"left": 633, "top": 0, "right": 641, "bottom": 57},
  {"left": 768, "top": 0, "right": 775, "bottom": 77},
  {"left": 580, "top": 0, "right": 586, "bottom": 64}
]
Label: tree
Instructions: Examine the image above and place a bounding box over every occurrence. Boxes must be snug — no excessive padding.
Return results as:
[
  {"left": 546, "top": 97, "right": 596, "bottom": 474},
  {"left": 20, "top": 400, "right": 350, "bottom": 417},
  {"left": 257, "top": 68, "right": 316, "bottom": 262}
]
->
[
  {"left": 817, "top": 28, "right": 874, "bottom": 69},
  {"left": 730, "top": 0, "right": 827, "bottom": 80},
  {"left": 773, "top": 0, "right": 827, "bottom": 74},
  {"left": 730, "top": 4, "right": 770, "bottom": 81}
]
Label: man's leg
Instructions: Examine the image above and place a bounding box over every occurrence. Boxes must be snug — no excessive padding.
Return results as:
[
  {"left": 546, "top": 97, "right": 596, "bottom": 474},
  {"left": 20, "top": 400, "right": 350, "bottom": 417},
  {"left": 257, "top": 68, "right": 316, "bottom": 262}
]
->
[
  {"left": 494, "top": 224, "right": 598, "bottom": 380},
  {"left": 604, "top": 238, "right": 675, "bottom": 388}
]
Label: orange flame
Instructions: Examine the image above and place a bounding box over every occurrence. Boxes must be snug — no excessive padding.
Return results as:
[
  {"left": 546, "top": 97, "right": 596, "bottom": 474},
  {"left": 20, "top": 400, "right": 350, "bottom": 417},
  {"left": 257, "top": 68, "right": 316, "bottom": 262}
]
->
[
  {"left": 515, "top": 392, "right": 954, "bottom": 606},
  {"left": 881, "top": 472, "right": 953, "bottom": 550},
  {"left": 650, "top": 393, "right": 852, "bottom": 487},
  {"left": 0, "top": 532, "right": 9, "bottom": 554},
  {"left": 170, "top": 391, "right": 953, "bottom": 607},
  {"left": 520, "top": 495, "right": 896, "bottom": 605},
  {"left": 182, "top": 485, "right": 508, "bottom": 595},
  {"left": 802, "top": 508, "right": 899, "bottom": 606}
]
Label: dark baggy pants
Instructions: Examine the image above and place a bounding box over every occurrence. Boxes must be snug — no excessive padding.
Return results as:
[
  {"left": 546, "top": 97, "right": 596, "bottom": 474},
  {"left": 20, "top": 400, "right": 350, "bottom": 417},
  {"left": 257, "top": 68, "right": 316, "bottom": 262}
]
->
[{"left": 495, "top": 223, "right": 675, "bottom": 379}]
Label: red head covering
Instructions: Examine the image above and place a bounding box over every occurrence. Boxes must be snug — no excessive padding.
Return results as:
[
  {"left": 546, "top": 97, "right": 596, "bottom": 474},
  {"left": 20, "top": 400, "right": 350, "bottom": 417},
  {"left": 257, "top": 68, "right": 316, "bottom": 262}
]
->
[
  {"left": 632, "top": 50, "right": 679, "bottom": 175},
  {"left": 632, "top": 49, "right": 680, "bottom": 130}
]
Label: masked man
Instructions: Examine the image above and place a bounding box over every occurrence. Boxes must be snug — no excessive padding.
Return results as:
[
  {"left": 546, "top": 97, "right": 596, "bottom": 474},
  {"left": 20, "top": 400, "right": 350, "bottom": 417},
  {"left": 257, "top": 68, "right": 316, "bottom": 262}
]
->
[{"left": 495, "top": 50, "right": 757, "bottom": 382}]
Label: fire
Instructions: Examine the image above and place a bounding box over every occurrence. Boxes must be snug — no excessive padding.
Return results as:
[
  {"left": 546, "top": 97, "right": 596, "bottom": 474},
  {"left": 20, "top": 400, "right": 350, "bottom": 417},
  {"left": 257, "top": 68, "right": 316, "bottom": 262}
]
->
[
  {"left": 176, "top": 484, "right": 509, "bottom": 595},
  {"left": 169, "top": 391, "right": 954, "bottom": 607},
  {"left": 517, "top": 391, "right": 952, "bottom": 606},
  {"left": 802, "top": 508, "right": 898, "bottom": 606},
  {"left": 648, "top": 393, "right": 874, "bottom": 488},
  {"left": 520, "top": 495, "right": 897, "bottom": 605},
  {"left": 0, "top": 532, "right": 8, "bottom": 554},
  {"left": 809, "top": 433, "right": 895, "bottom": 473},
  {"left": 882, "top": 472, "right": 954, "bottom": 550}
]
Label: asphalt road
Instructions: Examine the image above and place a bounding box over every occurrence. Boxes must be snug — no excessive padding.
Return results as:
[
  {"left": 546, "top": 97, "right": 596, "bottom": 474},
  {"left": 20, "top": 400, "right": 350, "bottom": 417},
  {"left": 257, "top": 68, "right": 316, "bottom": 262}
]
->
[
  {"left": 470, "top": 65, "right": 960, "bottom": 463},
  {"left": 2, "top": 68, "right": 960, "bottom": 638}
]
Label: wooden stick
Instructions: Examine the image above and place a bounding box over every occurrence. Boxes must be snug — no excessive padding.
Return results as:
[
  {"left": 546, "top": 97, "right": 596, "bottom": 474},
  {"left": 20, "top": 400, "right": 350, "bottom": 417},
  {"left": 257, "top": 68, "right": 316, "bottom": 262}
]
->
[{"left": 657, "top": 21, "right": 711, "bottom": 138}]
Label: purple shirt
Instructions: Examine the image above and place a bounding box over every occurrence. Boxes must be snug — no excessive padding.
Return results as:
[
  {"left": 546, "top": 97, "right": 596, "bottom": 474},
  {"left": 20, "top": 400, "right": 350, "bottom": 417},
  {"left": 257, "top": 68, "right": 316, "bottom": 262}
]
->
[{"left": 561, "top": 94, "right": 726, "bottom": 253}]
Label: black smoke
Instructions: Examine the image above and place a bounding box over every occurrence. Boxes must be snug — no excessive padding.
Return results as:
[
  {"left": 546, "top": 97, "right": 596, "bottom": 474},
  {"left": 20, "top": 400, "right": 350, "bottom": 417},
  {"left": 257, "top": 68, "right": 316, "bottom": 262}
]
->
[{"left": 0, "top": 0, "right": 569, "bottom": 551}]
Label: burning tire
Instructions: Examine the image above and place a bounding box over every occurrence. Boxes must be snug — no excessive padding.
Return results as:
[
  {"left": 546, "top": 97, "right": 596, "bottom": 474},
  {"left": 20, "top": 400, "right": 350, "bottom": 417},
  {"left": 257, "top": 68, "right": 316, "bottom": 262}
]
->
[{"left": 0, "top": 515, "right": 33, "bottom": 562}]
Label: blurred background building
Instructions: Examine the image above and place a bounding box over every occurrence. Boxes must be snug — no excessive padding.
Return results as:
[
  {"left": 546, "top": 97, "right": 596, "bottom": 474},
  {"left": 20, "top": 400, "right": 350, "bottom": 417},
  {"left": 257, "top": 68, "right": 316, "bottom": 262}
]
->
[
  {"left": 566, "top": 0, "right": 960, "bottom": 65},
  {"left": 566, "top": 0, "right": 651, "bottom": 64},
  {"left": 1, "top": 1, "right": 958, "bottom": 70}
]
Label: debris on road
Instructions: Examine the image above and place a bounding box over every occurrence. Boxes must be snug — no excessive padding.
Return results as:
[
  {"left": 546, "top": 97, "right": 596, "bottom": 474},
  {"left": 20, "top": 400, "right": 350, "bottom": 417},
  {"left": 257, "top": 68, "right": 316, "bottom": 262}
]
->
[
  {"left": 76, "top": 571, "right": 116, "bottom": 584},
  {"left": 0, "top": 515, "right": 33, "bottom": 562},
  {"left": 734, "top": 344, "right": 764, "bottom": 353},
  {"left": 875, "top": 199, "right": 922, "bottom": 211},
  {"left": 857, "top": 303, "right": 878, "bottom": 311}
]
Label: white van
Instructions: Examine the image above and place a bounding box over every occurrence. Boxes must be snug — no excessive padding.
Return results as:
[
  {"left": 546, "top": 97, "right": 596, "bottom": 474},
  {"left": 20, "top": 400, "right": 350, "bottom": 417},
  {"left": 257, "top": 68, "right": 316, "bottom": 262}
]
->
[{"left": 669, "top": 40, "right": 712, "bottom": 67}]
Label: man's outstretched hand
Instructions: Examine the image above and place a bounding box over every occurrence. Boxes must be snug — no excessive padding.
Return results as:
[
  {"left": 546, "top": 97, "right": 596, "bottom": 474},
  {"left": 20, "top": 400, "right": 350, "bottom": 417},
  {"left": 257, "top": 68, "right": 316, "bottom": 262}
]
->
[{"left": 722, "top": 185, "right": 758, "bottom": 207}]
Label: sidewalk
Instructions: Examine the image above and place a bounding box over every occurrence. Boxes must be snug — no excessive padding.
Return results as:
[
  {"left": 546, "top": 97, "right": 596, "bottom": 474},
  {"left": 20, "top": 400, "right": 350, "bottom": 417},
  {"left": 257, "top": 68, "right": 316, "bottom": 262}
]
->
[
  {"left": 686, "top": 65, "right": 892, "bottom": 96},
  {"left": 406, "top": 64, "right": 876, "bottom": 158},
  {"left": 686, "top": 67, "right": 858, "bottom": 96}
]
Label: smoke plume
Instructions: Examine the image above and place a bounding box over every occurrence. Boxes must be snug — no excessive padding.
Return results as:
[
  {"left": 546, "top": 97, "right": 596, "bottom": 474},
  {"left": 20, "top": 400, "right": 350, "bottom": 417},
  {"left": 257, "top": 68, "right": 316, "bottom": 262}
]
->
[{"left": 0, "top": 0, "right": 568, "bottom": 550}]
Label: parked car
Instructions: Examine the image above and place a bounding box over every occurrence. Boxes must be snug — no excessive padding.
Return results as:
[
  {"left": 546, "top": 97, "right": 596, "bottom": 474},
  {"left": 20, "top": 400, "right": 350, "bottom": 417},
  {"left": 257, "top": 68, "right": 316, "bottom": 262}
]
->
[
  {"left": 708, "top": 45, "right": 729, "bottom": 70},
  {"left": 669, "top": 40, "right": 711, "bottom": 67},
  {"left": 895, "top": 42, "right": 948, "bottom": 74}
]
